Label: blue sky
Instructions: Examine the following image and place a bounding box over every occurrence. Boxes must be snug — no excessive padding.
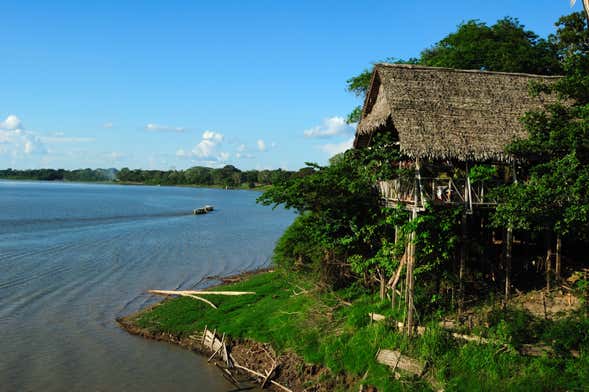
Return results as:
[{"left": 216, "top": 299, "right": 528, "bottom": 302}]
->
[{"left": 0, "top": 0, "right": 583, "bottom": 170}]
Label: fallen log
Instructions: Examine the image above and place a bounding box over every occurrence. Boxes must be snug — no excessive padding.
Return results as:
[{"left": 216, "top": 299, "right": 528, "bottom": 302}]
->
[{"left": 376, "top": 349, "right": 425, "bottom": 377}]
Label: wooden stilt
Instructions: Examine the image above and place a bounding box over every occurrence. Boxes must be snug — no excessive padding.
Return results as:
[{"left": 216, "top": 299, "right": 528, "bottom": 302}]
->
[
  {"left": 546, "top": 232, "right": 553, "bottom": 291},
  {"left": 405, "top": 158, "right": 420, "bottom": 336},
  {"left": 555, "top": 234, "right": 562, "bottom": 281},
  {"left": 405, "top": 230, "right": 415, "bottom": 336},
  {"left": 505, "top": 226, "right": 513, "bottom": 303},
  {"left": 459, "top": 213, "right": 468, "bottom": 313}
]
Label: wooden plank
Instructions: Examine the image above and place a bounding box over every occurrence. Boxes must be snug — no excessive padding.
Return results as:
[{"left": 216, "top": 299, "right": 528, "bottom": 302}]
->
[
  {"left": 376, "top": 349, "right": 425, "bottom": 376},
  {"left": 368, "top": 313, "right": 386, "bottom": 322}
]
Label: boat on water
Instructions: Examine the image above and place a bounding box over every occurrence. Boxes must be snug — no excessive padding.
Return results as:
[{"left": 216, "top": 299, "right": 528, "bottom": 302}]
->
[{"left": 193, "top": 205, "right": 214, "bottom": 215}]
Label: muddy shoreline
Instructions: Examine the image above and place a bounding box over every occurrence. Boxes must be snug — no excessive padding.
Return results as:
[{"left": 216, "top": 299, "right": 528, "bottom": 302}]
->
[{"left": 116, "top": 269, "right": 340, "bottom": 392}]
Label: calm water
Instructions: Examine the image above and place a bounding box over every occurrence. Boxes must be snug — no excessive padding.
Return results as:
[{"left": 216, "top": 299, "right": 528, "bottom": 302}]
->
[{"left": 0, "top": 181, "right": 294, "bottom": 391}]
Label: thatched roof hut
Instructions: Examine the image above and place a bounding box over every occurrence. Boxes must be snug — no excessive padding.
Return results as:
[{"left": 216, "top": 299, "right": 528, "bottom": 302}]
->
[{"left": 354, "top": 63, "right": 560, "bottom": 163}]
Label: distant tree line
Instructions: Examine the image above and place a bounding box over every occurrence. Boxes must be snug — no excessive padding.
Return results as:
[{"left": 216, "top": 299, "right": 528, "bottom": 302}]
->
[
  {"left": 0, "top": 165, "right": 301, "bottom": 188},
  {"left": 117, "top": 165, "right": 298, "bottom": 188},
  {"left": 0, "top": 168, "right": 117, "bottom": 182}
]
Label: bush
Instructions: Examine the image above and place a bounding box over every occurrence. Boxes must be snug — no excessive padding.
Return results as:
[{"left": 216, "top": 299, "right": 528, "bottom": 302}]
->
[{"left": 273, "top": 214, "right": 324, "bottom": 273}]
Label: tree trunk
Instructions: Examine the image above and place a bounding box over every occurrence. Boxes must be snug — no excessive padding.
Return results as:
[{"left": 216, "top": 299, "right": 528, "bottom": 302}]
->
[{"left": 379, "top": 271, "right": 386, "bottom": 300}]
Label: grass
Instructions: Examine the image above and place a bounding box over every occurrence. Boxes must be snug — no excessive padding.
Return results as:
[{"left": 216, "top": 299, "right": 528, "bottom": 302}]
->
[{"left": 131, "top": 270, "right": 589, "bottom": 391}]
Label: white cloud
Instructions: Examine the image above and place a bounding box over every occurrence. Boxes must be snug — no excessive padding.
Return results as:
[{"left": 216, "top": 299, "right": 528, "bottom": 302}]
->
[
  {"left": 319, "top": 137, "right": 354, "bottom": 156},
  {"left": 0, "top": 114, "right": 47, "bottom": 156},
  {"left": 103, "top": 122, "right": 113, "bottom": 128},
  {"left": 176, "top": 130, "right": 229, "bottom": 162},
  {"left": 257, "top": 139, "right": 267, "bottom": 152},
  {"left": 145, "top": 123, "right": 186, "bottom": 132},
  {"left": 1, "top": 114, "right": 23, "bottom": 130},
  {"left": 304, "top": 116, "right": 355, "bottom": 138},
  {"left": 237, "top": 144, "right": 246, "bottom": 152},
  {"left": 193, "top": 130, "right": 224, "bottom": 158}
]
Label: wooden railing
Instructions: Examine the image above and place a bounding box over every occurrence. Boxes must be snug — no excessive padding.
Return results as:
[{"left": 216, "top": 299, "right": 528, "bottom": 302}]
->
[{"left": 377, "top": 177, "right": 497, "bottom": 210}]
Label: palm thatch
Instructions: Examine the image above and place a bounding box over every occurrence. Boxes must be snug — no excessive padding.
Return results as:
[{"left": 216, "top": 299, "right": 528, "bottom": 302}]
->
[{"left": 354, "top": 63, "right": 561, "bottom": 162}]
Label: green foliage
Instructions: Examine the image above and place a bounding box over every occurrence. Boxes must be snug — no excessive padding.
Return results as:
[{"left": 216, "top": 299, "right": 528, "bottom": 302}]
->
[
  {"left": 346, "top": 106, "right": 363, "bottom": 124},
  {"left": 0, "top": 168, "right": 116, "bottom": 182},
  {"left": 493, "top": 12, "right": 589, "bottom": 240},
  {"left": 346, "top": 69, "right": 372, "bottom": 97},
  {"left": 272, "top": 214, "right": 325, "bottom": 275},
  {"left": 116, "top": 165, "right": 295, "bottom": 188},
  {"left": 420, "top": 18, "right": 562, "bottom": 75},
  {"left": 469, "top": 165, "right": 498, "bottom": 184},
  {"left": 0, "top": 165, "right": 297, "bottom": 189},
  {"left": 258, "top": 149, "right": 382, "bottom": 260}
]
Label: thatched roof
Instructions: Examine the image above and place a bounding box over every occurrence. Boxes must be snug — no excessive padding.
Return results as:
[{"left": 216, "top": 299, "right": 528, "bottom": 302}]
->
[{"left": 354, "top": 63, "right": 560, "bottom": 162}]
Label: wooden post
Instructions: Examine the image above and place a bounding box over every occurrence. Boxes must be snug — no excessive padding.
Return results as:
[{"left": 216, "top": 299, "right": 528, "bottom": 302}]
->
[
  {"left": 379, "top": 269, "right": 386, "bottom": 300},
  {"left": 459, "top": 213, "right": 468, "bottom": 313},
  {"left": 555, "top": 234, "right": 562, "bottom": 281},
  {"left": 546, "top": 231, "right": 553, "bottom": 291},
  {"left": 504, "top": 164, "right": 517, "bottom": 303},
  {"left": 465, "top": 162, "right": 472, "bottom": 213},
  {"left": 405, "top": 158, "right": 420, "bottom": 336},
  {"left": 391, "top": 225, "right": 400, "bottom": 310},
  {"left": 405, "top": 228, "right": 416, "bottom": 336},
  {"left": 505, "top": 226, "right": 513, "bottom": 303}
]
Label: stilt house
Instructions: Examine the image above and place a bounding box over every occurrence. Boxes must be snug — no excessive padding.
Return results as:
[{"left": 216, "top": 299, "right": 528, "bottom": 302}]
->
[
  {"left": 353, "top": 64, "right": 560, "bottom": 324},
  {"left": 354, "top": 63, "right": 559, "bottom": 212}
]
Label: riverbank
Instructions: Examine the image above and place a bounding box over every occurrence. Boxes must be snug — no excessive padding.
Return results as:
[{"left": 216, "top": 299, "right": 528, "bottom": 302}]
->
[
  {"left": 118, "top": 269, "right": 589, "bottom": 391},
  {"left": 117, "top": 270, "right": 347, "bottom": 391}
]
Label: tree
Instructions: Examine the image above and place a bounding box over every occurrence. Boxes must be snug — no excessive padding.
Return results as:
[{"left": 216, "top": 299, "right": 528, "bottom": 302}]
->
[
  {"left": 420, "top": 18, "right": 561, "bottom": 75},
  {"left": 493, "top": 12, "right": 589, "bottom": 288}
]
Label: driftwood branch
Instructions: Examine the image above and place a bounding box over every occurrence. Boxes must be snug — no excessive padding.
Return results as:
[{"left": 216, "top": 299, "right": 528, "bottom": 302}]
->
[
  {"left": 148, "top": 290, "right": 219, "bottom": 308},
  {"left": 261, "top": 362, "right": 278, "bottom": 388},
  {"left": 148, "top": 289, "right": 255, "bottom": 296},
  {"left": 232, "top": 363, "right": 293, "bottom": 392}
]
